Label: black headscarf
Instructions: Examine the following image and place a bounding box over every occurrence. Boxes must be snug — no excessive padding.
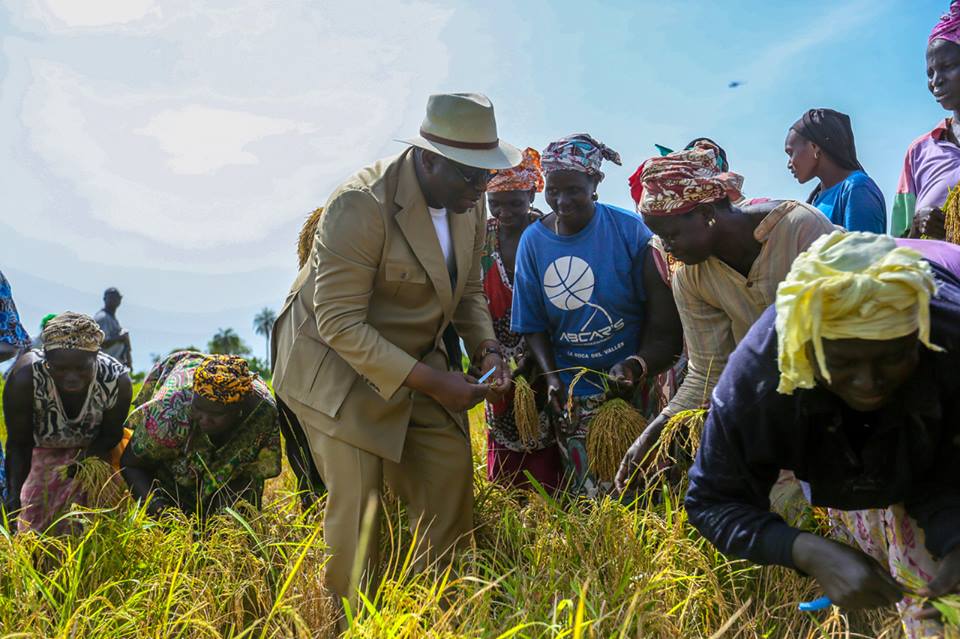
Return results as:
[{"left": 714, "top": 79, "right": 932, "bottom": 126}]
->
[{"left": 790, "top": 108, "right": 864, "bottom": 202}]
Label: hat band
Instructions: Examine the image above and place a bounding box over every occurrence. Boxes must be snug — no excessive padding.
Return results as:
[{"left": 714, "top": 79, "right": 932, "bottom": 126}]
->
[{"left": 419, "top": 128, "right": 499, "bottom": 150}]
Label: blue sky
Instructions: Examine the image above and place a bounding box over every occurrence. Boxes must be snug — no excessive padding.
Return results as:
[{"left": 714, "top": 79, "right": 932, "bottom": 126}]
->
[{"left": 0, "top": 0, "right": 950, "bottom": 371}]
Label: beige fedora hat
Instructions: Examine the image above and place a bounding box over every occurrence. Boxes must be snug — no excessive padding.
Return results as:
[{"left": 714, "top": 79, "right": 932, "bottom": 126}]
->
[{"left": 400, "top": 93, "right": 522, "bottom": 170}]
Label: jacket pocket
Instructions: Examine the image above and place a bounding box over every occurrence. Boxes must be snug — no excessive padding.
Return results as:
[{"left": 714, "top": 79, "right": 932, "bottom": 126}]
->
[
  {"left": 283, "top": 331, "right": 357, "bottom": 420},
  {"left": 385, "top": 260, "right": 427, "bottom": 284}
]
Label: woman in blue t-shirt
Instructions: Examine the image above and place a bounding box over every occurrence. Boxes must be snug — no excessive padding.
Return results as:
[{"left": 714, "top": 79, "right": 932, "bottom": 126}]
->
[
  {"left": 784, "top": 108, "right": 887, "bottom": 233},
  {"left": 510, "top": 134, "right": 683, "bottom": 496}
]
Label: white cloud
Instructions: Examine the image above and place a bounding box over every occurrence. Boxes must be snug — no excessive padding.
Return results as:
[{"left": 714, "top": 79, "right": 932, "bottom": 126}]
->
[
  {"left": 26, "top": 0, "right": 159, "bottom": 29},
  {"left": 135, "top": 106, "right": 316, "bottom": 175},
  {"left": 2, "top": 1, "right": 454, "bottom": 270}
]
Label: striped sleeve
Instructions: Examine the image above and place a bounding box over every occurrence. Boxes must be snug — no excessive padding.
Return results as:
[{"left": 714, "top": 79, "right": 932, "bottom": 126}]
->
[{"left": 892, "top": 142, "right": 919, "bottom": 238}]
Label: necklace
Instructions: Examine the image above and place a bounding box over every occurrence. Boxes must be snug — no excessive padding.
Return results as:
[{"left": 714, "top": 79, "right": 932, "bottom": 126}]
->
[{"left": 553, "top": 214, "right": 560, "bottom": 235}]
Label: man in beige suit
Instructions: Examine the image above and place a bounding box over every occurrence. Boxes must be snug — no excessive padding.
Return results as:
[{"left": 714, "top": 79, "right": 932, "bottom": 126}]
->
[{"left": 272, "top": 93, "right": 519, "bottom": 609}]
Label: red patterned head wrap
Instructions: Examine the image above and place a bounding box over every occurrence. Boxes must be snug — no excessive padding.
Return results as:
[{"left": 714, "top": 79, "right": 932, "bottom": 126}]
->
[
  {"left": 487, "top": 147, "right": 544, "bottom": 193},
  {"left": 629, "top": 141, "right": 744, "bottom": 216}
]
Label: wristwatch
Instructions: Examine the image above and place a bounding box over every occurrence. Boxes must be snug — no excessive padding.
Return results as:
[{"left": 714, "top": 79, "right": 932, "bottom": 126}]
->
[{"left": 475, "top": 344, "right": 505, "bottom": 364}]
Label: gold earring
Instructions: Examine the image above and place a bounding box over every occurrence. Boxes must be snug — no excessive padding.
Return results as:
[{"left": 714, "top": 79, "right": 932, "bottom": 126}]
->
[{"left": 707, "top": 218, "right": 716, "bottom": 227}]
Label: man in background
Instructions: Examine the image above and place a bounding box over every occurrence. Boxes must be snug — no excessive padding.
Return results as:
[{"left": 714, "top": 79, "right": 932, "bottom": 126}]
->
[{"left": 95, "top": 287, "right": 132, "bottom": 368}]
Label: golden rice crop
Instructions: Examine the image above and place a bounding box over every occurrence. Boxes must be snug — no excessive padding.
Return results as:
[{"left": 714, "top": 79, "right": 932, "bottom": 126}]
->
[
  {"left": 512, "top": 375, "right": 540, "bottom": 449},
  {"left": 586, "top": 398, "right": 647, "bottom": 483},
  {"left": 296, "top": 207, "right": 324, "bottom": 269},
  {"left": 652, "top": 408, "right": 708, "bottom": 466},
  {"left": 930, "top": 182, "right": 960, "bottom": 244},
  {"left": 0, "top": 395, "right": 913, "bottom": 637},
  {"left": 58, "top": 455, "right": 124, "bottom": 507}
]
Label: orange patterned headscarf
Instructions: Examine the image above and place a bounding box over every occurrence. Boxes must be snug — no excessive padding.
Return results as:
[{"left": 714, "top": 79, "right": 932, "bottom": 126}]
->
[
  {"left": 487, "top": 147, "right": 545, "bottom": 193},
  {"left": 192, "top": 354, "right": 254, "bottom": 404}
]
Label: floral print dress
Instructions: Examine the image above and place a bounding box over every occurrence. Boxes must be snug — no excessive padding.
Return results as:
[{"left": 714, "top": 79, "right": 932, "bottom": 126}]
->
[{"left": 125, "top": 351, "right": 281, "bottom": 510}]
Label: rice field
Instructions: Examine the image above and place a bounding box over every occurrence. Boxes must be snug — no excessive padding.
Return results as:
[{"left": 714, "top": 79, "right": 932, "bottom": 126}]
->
[{"left": 0, "top": 378, "right": 910, "bottom": 637}]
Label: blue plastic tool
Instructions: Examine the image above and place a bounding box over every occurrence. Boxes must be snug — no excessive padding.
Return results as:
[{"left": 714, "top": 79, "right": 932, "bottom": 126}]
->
[
  {"left": 477, "top": 366, "right": 497, "bottom": 383},
  {"left": 798, "top": 596, "right": 832, "bottom": 612}
]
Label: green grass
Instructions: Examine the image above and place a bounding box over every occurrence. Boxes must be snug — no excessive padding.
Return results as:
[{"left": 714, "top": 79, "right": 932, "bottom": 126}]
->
[{"left": 0, "top": 387, "right": 907, "bottom": 638}]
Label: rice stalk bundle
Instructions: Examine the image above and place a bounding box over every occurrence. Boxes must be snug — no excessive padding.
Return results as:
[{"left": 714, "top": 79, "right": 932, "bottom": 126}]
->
[
  {"left": 512, "top": 375, "right": 540, "bottom": 450},
  {"left": 925, "top": 182, "right": 960, "bottom": 244},
  {"left": 898, "top": 566, "right": 960, "bottom": 628},
  {"left": 59, "top": 456, "right": 123, "bottom": 507},
  {"left": 652, "top": 409, "right": 708, "bottom": 466},
  {"left": 586, "top": 398, "right": 647, "bottom": 483},
  {"left": 946, "top": 183, "right": 960, "bottom": 245},
  {"left": 296, "top": 207, "right": 324, "bottom": 269}
]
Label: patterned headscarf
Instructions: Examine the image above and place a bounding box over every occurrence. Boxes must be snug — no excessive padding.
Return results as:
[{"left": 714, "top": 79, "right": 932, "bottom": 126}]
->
[
  {"left": 42, "top": 312, "right": 104, "bottom": 352},
  {"left": 930, "top": 1, "right": 960, "bottom": 45},
  {"left": 541, "top": 134, "right": 621, "bottom": 181},
  {"left": 192, "top": 354, "right": 255, "bottom": 404},
  {"left": 629, "top": 141, "right": 744, "bottom": 216},
  {"left": 487, "top": 147, "right": 545, "bottom": 193},
  {"left": 775, "top": 232, "right": 941, "bottom": 395}
]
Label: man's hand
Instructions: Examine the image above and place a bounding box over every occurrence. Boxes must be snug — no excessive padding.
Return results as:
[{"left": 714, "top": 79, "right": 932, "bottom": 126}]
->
[
  {"left": 915, "top": 545, "right": 960, "bottom": 620},
  {"left": 428, "top": 370, "right": 491, "bottom": 413},
  {"left": 608, "top": 358, "right": 643, "bottom": 400},
  {"left": 910, "top": 206, "right": 946, "bottom": 239},
  {"left": 792, "top": 533, "right": 904, "bottom": 610},
  {"left": 614, "top": 413, "right": 669, "bottom": 493},
  {"left": 478, "top": 351, "right": 512, "bottom": 403}
]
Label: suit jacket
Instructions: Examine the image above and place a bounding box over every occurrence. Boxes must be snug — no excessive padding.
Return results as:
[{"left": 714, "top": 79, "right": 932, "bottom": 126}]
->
[{"left": 272, "top": 149, "right": 496, "bottom": 461}]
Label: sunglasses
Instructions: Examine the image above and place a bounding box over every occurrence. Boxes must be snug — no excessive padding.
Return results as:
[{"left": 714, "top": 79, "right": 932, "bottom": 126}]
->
[{"left": 448, "top": 161, "right": 492, "bottom": 187}]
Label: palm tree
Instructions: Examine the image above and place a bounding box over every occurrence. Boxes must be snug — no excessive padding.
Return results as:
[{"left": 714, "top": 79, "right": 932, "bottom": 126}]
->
[
  {"left": 253, "top": 307, "right": 277, "bottom": 361},
  {"left": 208, "top": 328, "right": 252, "bottom": 357}
]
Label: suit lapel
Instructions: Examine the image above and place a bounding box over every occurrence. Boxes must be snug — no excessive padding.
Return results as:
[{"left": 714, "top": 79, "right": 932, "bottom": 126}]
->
[{"left": 394, "top": 153, "right": 454, "bottom": 310}]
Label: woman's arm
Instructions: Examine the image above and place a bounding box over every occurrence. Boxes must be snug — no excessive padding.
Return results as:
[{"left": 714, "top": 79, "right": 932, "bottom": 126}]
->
[
  {"left": 83, "top": 374, "right": 132, "bottom": 458},
  {"left": 119, "top": 444, "right": 168, "bottom": 514},
  {"left": 0, "top": 342, "right": 17, "bottom": 364},
  {"left": 524, "top": 331, "right": 564, "bottom": 419},
  {"left": 2, "top": 361, "right": 35, "bottom": 519},
  {"left": 609, "top": 250, "right": 683, "bottom": 395}
]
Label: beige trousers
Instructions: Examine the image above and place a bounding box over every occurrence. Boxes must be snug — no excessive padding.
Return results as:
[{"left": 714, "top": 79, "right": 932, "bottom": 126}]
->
[{"left": 300, "top": 397, "right": 474, "bottom": 609}]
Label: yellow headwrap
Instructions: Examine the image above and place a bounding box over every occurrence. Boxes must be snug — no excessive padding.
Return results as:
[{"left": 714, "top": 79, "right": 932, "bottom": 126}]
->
[
  {"left": 42, "top": 311, "right": 104, "bottom": 352},
  {"left": 192, "top": 354, "right": 254, "bottom": 404},
  {"left": 776, "top": 231, "right": 942, "bottom": 395}
]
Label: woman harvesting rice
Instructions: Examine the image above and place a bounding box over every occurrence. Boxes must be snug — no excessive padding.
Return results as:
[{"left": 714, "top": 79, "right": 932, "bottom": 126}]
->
[
  {"left": 685, "top": 232, "right": 960, "bottom": 637},
  {"left": 121, "top": 351, "right": 280, "bottom": 517},
  {"left": 511, "top": 134, "right": 683, "bottom": 496},
  {"left": 615, "top": 141, "right": 835, "bottom": 492},
  {"left": 785, "top": 108, "right": 886, "bottom": 233},
  {"left": 2, "top": 312, "right": 132, "bottom": 532},
  {"left": 480, "top": 147, "right": 562, "bottom": 490},
  {"left": 895, "top": 1, "right": 960, "bottom": 239}
]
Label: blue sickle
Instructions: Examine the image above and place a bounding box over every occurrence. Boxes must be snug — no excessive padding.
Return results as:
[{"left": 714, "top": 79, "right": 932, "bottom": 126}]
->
[
  {"left": 798, "top": 596, "right": 832, "bottom": 612},
  {"left": 477, "top": 367, "right": 497, "bottom": 384}
]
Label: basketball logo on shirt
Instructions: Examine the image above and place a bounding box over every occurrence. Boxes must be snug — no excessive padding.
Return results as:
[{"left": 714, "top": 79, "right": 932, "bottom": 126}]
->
[{"left": 543, "top": 256, "right": 624, "bottom": 344}]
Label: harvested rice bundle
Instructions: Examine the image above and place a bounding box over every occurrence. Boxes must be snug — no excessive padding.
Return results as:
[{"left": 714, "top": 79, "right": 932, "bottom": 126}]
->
[
  {"left": 586, "top": 398, "right": 647, "bottom": 483},
  {"left": 58, "top": 456, "right": 123, "bottom": 507},
  {"left": 296, "top": 207, "right": 325, "bottom": 268},
  {"left": 944, "top": 183, "right": 960, "bottom": 245},
  {"left": 650, "top": 409, "right": 708, "bottom": 466},
  {"left": 512, "top": 375, "right": 540, "bottom": 450}
]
